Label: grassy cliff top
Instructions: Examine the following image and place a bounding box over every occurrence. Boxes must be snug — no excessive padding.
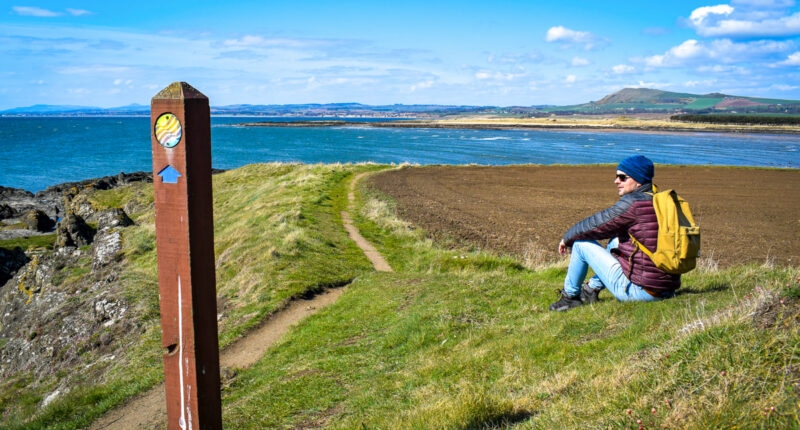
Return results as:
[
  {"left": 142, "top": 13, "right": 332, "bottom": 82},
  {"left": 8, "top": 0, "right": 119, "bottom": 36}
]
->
[{"left": 2, "top": 163, "right": 798, "bottom": 429}]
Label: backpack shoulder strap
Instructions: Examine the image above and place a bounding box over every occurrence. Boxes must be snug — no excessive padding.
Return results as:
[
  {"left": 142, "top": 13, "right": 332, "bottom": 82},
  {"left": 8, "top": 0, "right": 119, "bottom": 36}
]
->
[
  {"left": 629, "top": 233, "right": 654, "bottom": 259},
  {"left": 629, "top": 183, "right": 658, "bottom": 259}
]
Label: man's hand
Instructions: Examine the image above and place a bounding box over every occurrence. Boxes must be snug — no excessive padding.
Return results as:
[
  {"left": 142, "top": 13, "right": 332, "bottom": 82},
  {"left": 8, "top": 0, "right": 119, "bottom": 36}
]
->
[{"left": 558, "top": 239, "right": 567, "bottom": 256}]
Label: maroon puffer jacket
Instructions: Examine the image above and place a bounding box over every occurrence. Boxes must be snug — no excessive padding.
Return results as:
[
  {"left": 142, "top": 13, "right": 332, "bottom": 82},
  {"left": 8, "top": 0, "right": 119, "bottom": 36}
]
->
[{"left": 562, "top": 183, "right": 680, "bottom": 293}]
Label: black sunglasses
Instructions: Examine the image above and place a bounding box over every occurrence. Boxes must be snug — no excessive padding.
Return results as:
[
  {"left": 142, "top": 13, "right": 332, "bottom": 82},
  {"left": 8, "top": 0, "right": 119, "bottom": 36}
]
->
[{"left": 615, "top": 173, "right": 629, "bottom": 181}]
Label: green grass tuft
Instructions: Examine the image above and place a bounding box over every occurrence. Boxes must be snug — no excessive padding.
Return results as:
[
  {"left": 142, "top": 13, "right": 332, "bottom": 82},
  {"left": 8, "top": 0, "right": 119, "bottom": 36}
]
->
[{"left": 0, "top": 234, "right": 56, "bottom": 251}]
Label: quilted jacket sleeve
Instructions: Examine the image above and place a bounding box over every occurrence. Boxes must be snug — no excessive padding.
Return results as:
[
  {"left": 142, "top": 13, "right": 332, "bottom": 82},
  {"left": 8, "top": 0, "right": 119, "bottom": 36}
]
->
[{"left": 562, "top": 195, "right": 637, "bottom": 246}]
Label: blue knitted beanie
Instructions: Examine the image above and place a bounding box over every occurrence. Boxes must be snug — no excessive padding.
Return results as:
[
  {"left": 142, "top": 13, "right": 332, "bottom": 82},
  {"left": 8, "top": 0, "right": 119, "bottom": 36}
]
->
[{"left": 617, "top": 155, "right": 654, "bottom": 184}]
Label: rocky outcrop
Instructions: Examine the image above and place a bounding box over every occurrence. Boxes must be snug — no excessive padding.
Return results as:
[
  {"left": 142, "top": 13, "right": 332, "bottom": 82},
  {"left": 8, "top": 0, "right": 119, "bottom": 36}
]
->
[
  {"left": 0, "top": 253, "right": 135, "bottom": 382},
  {"left": 0, "top": 172, "right": 153, "bottom": 228},
  {"left": 37, "top": 171, "right": 152, "bottom": 198},
  {"left": 23, "top": 209, "right": 55, "bottom": 232},
  {"left": 92, "top": 230, "right": 123, "bottom": 270},
  {"left": 36, "top": 171, "right": 152, "bottom": 221},
  {"left": 0, "top": 174, "right": 150, "bottom": 410},
  {"left": 63, "top": 192, "right": 96, "bottom": 221},
  {"left": 91, "top": 209, "right": 134, "bottom": 270},
  {"left": 0, "top": 203, "right": 16, "bottom": 220},
  {"left": 96, "top": 208, "right": 134, "bottom": 231},
  {"left": 0, "top": 185, "right": 34, "bottom": 201},
  {"left": 55, "top": 213, "right": 94, "bottom": 248},
  {"left": 0, "top": 186, "right": 48, "bottom": 220}
]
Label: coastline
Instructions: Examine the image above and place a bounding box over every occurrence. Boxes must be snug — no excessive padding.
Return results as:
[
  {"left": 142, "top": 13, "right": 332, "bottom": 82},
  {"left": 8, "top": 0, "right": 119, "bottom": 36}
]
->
[{"left": 237, "top": 118, "right": 800, "bottom": 135}]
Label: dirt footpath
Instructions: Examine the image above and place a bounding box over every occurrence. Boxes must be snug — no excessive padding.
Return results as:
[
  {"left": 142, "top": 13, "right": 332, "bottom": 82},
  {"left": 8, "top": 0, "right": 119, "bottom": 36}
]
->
[{"left": 368, "top": 165, "right": 800, "bottom": 268}]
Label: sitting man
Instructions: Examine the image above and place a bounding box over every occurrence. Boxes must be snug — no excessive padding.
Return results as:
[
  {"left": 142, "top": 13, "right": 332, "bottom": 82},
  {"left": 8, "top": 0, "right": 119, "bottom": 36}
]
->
[{"left": 550, "top": 155, "right": 679, "bottom": 311}]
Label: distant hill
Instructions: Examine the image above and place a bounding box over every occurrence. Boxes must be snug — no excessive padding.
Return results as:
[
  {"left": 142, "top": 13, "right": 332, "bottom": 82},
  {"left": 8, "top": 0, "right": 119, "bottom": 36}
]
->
[
  {"left": 0, "top": 102, "right": 495, "bottom": 118},
  {"left": 544, "top": 88, "right": 800, "bottom": 114},
  {"left": 1, "top": 104, "right": 102, "bottom": 114},
  {"left": 2, "top": 88, "right": 798, "bottom": 117}
]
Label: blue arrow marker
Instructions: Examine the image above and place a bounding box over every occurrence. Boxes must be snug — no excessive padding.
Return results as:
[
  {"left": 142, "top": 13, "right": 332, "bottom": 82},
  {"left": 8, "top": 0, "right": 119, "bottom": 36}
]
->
[{"left": 158, "top": 165, "right": 182, "bottom": 184}]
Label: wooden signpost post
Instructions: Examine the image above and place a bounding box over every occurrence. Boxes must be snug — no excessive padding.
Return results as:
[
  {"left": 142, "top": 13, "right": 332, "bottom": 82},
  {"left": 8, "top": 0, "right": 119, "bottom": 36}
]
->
[{"left": 151, "top": 82, "right": 222, "bottom": 429}]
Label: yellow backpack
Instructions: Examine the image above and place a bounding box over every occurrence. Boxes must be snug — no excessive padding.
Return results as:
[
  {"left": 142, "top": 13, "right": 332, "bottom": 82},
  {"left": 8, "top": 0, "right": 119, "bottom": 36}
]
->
[{"left": 629, "top": 186, "right": 701, "bottom": 274}]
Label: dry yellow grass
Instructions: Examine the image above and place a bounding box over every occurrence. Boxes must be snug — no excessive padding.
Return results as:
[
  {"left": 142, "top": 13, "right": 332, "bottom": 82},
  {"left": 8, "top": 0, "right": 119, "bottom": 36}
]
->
[{"left": 432, "top": 116, "right": 800, "bottom": 133}]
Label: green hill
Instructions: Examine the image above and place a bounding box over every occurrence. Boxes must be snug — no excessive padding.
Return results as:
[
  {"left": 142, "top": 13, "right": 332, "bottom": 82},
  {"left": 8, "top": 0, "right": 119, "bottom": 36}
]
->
[{"left": 544, "top": 88, "right": 800, "bottom": 114}]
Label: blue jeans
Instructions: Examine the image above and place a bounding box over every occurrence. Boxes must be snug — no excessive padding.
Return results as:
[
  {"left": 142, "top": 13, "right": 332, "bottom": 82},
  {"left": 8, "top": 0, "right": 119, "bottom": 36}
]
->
[{"left": 564, "top": 238, "right": 665, "bottom": 302}]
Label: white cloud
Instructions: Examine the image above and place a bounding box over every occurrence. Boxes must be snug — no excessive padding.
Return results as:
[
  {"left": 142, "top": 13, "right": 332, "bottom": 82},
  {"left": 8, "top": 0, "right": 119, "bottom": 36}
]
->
[
  {"left": 645, "top": 40, "right": 704, "bottom": 66},
  {"left": 60, "top": 65, "right": 131, "bottom": 75},
  {"left": 634, "top": 80, "right": 673, "bottom": 88},
  {"left": 777, "top": 51, "right": 800, "bottom": 64},
  {"left": 769, "top": 83, "right": 799, "bottom": 90},
  {"left": 11, "top": 6, "right": 92, "bottom": 17},
  {"left": 546, "top": 26, "right": 590, "bottom": 43},
  {"left": 612, "top": 64, "right": 636, "bottom": 74},
  {"left": 66, "top": 9, "right": 92, "bottom": 16},
  {"left": 644, "top": 38, "right": 792, "bottom": 67},
  {"left": 689, "top": 4, "right": 735, "bottom": 28},
  {"left": 697, "top": 64, "right": 747, "bottom": 72},
  {"left": 474, "top": 71, "right": 524, "bottom": 81},
  {"left": 571, "top": 56, "right": 589, "bottom": 66},
  {"left": 687, "top": 3, "right": 800, "bottom": 37},
  {"left": 223, "top": 35, "right": 267, "bottom": 46},
  {"left": 684, "top": 79, "right": 717, "bottom": 87},
  {"left": 565, "top": 75, "right": 577, "bottom": 83},
  {"left": 410, "top": 80, "right": 434, "bottom": 91},
  {"left": 488, "top": 52, "right": 542, "bottom": 64},
  {"left": 673, "top": 39, "right": 706, "bottom": 58},
  {"left": 711, "top": 38, "right": 791, "bottom": 56},
  {"left": 545, "top": 26, "right": 599, "bottom": 49},
  {"left": 11, "top": 6, "right": 61, "bottom": 17},
  {"left": 222, "top": 35, "right": 335, "bottom": 49}
]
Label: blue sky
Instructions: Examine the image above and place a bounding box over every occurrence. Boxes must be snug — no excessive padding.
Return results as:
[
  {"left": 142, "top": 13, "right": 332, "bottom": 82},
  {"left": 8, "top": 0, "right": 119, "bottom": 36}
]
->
[{"left": 1, "top": 0, "right": 799, "bottom": 109}]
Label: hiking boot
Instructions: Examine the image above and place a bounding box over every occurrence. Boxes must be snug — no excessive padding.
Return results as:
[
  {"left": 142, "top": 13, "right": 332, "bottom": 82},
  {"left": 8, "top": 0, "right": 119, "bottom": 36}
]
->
[
  {"left": 580, "top": 283, "right": 600, "bottom": 304},
  {"left": 549, "top": 290, "right": 584, "bottom": 312}
]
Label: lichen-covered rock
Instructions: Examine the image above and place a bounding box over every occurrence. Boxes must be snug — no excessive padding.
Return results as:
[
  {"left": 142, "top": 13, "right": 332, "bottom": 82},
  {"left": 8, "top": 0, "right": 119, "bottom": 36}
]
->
[
  {"left": 65, "top": 192, "right": 97, "bottom": 221},
  {"left": 92, "top": 229, "right": 123, "bottom": 270},
  {"left": 11, "top": 253, "right": 59, "bottom": 299},
  {"left": 96, "top": 208, "right": 134, "bottom": 231},
  {"left": 55, "top": 213, "right": 94, "bottom": 248},
  {"left": 23, "top": 209, "right": 55, "bottom": 232},
  {"left": 92, "top": 294, "right": 127, "bottom": 324},
  {"left": 0, "top": 250, "right": 135, "bottom": 384},
  {"left": 91, "top": 209, "right": 133, "bottom": 270}
]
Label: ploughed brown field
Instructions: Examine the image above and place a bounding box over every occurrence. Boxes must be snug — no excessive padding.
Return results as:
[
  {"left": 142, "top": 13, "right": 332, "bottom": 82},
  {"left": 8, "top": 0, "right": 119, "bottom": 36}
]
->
[{"left": 367, "top": 165, "right": 800, "bottom": 268}]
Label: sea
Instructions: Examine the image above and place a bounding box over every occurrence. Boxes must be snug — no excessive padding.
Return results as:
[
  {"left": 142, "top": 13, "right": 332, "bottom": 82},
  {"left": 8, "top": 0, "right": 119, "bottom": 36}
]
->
[{"left": 1, "top": 116, "right": 798, "bottom": 193}]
